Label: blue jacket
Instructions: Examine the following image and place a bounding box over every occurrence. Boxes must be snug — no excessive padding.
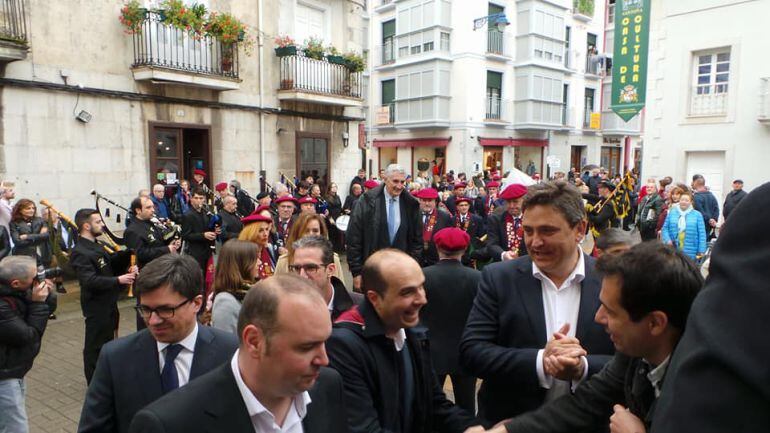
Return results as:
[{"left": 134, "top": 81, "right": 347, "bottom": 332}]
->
[
  {"left": 694, "top": 190, "right": 719, "bottom": 227},
  {"left": 661, "top": 207, "right": 707, "bottom": 259},
  {"left": 150, "top": 195, "right": 170, "bottom": 220}
]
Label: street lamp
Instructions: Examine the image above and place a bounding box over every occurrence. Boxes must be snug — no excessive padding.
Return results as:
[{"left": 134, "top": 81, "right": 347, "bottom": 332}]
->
[{"left": 473, "top": 12, "right": 510, "bottom": 31}]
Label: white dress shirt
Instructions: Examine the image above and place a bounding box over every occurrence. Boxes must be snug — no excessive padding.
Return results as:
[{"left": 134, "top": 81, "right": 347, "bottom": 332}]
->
[
  {"left": 231, "top": 350, "right": 311, "bottom": 433},
  {"left": 157, "top": 324, "right": 198, "bottom": 388},
  {"left": 645, "top": 355, "right": 671, "bottom": 398},
  {"left": 391, "top": 328, "right": 407, "bottom": 352},
  {"left": 385, "top": 191, "right": 401, "bottom": 239},
  {"left": 327, "top": 284, "right": 335, "bottom": 312},
  {"left": 533, "top": 249, "right": 589, "bottom": 397}
]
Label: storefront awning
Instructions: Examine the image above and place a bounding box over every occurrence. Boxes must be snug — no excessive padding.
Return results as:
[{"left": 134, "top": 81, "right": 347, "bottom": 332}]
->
[
  {"left": 372, "top": 137, "right": 451, "bottom": 148},
  {"left": 478, "top": 137, "right": 548, "bottom": 147}
]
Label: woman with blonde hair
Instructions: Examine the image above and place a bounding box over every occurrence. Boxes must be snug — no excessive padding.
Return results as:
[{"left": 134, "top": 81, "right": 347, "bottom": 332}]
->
[
  {"left": 237, "top": 213, "right": 276, "bottom": 280},
  {"left": 210, "top": 240, "right": 259, "bottom": 334},
  {"left": 274, "top": 212, "right": 343, "bottom": 278},
  {"left": 9, "top": 198, "right": 48, "bottom": 264}
]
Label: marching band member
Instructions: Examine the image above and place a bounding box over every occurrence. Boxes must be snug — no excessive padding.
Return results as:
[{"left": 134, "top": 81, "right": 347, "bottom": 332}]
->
[
  {"left": 415, "top": 188, "right": 453, "bottom": 267},
  {"left": 485, "top": 183, "right": 529, "bottom": 262},
  {"left": 238, "top": 213, "right": 276, "bottom": 280}
]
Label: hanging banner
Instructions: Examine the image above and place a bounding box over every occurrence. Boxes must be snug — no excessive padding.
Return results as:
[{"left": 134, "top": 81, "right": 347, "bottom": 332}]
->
[{"left": 610, "top": 0, "right": 651, "bottom": 122}]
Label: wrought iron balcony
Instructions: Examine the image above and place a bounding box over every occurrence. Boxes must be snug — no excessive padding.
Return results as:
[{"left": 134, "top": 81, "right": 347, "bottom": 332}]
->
[
  {"left": 130, "top": 11, "right": 240, "bottom": 90},
  {"left": 0, "top": 0, "right": 28, "bottom": 62},
  {"left": 278, "top": 54, "right": 363, "bottom": 106}
]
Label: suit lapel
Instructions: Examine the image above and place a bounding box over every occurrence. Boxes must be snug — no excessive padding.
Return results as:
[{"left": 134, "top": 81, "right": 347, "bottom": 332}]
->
[
  {"left": 134, "top": 331, "right": 163, "bottom": 404},
  {"left": 190, "top": 326, "right": 216, "bottom": 379},
  {"left": 576, "top": 257, "right": 601, "bottom": 343},
  {"left": 516, "top": 262, "right": 547, "bottom": 344},
  {"left": 202, "top": 365, "right": 253, "bottom": 432}
]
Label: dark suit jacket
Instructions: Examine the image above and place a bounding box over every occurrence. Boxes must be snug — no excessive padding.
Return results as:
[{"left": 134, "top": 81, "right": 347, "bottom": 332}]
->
[
  {"left": 505, "top": 353, "right": 658, "bottom": 432},
  {"left": 485, "top": 212, "right": 528, "bottom": 261},
  {"left": 421, "top": 260, "right": 481, "bottom": 375},
  {"left": 69, "top": 237, "right": 131, "bottom": 317},
  {"left": 345, "top": 184, "right": 423, "bottom": 276},
  {"left": 444, "top": 195, "right": 459, "bottom": 216},
  {"left": 420, "top": 209, "right": 454, "bottom": 267},
  {"left": 651, "top": 182, "right": 770, "bottom": 433},
  {"left": 181, "top": 209, "right": 214, "bottom": 264},
  {"left": 459, "top": 255, "right": 614, "bottom": 426},
  {"left": 219, "top": 210, "right": 243, "bottom": 243},
  {"left": 0, "top": 226, "right": 11, "bottom": 260},
  {"left": 331, "top": 276, "right": 363, "bottom": 321},
  {"left": 328, "top": 300, "right": 479, "bottom": 433},
  {"left": 124, "top": 219, "right": 169, "bottom": 269},
  {"left": 77, "top": 326, "right": 238, "bottom": 433},
  {"left": 128, "top": 364, "right": 348, "bottom": 433}
]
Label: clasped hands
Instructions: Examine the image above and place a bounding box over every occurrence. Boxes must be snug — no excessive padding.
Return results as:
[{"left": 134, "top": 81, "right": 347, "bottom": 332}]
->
[{"left": 543, "top": 323, "right": 586, "bottom": 382}]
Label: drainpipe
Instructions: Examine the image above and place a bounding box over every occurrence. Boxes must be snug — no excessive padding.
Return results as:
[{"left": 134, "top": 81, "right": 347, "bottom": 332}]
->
[{"left": 258, "top": 0, "right": 266, "bottom": 179}]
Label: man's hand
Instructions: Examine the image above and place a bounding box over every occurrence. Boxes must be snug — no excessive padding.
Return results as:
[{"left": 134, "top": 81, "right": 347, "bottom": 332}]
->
[
  {"left": 40, "top": 226, "right": 49, "bottom": 234},
  {"left": 544, "top": 353, "right": 586, "bottom": 381},
  {"left": 709, "top": 218, "right": 717, "bottom": 227},
  {"left": 501, "top": 250, "right": 518, "bottom": 261},
  {"left": 31, "top": 279, "right": 52, "bottom": 302},
  {"left": 278, "top": 246, "right": 288, "bottom": 256},
  {"left": 543, "top": 324, "right": 586, "bottom": 380},
  {"left": 203, "top": 231, "right": 217, "bottom": 241},
  {"left": 168, "top": 239, "right": 182, "bottom": 253},
  {"left": 117, "top": 272, "right": 136, "bottom": 285},
  {"left": 609, "top": 405, "right": 645, "bottom": 433},
  {"left": 353, "top": 275, "right": 362, "bottom": 291},
  {"left": 19, "top": 234, "right": 28, "bottom": 240},
  {"left": 214, "top": 227, "right": 222, "bottom": 235},
  {"left": 463, "top": 426, "right": 486, "bottom": 433}
]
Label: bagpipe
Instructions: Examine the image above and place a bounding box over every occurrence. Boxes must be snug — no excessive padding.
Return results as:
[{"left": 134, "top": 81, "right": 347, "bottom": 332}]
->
[{"left": 89, "top": 190, "right": 129, "bottom": 252}]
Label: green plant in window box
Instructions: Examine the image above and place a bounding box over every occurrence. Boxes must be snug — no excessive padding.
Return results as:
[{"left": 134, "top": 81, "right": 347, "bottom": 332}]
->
[
  {"left": 119, "top": 0, "right": 147, "bottom": 35},
  {"left": 303, "top": 37, "right": 326, "bottom": 60},
  {"left": 343, "top": 51, "right": 366, "bottom": 73},
  {"left": 573, "top": 0, "right": 595, "bottom": 17},
  {"left": 274, "top": 34, "right": 297, "bottom": 56},
  {"left": 327, "top": 45, "right": 346, "bottom": 65},
  {"left": 160, "top": 0, "right": 207, "bottom": 36}
]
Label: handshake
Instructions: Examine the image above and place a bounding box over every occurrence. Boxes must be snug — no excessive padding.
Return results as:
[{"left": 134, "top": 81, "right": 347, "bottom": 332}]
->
[{"left": 543, "top": 323, "right": 586, "bottom": 382}]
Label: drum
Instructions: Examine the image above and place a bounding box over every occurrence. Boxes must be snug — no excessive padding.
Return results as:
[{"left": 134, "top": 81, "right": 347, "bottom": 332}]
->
[{"left": 335, "top": 214, "right": 350, "bottom": 232}]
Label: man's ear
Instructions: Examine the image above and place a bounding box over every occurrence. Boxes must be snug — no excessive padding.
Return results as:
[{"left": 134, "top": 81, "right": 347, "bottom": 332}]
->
[
  {"left": 242, "top": 324, "right": 266, "bottom": 358},
  {"left": 647, "top": 311, "right": 669, "bottom": 337},
  {"left": 365, "top": 290, "right": 381, "bottom": 309}
]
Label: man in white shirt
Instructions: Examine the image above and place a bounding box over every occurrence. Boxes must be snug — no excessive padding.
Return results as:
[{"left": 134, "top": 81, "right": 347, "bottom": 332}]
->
[
  {"left": 460, "top": 180, "right": 615, "bottom": 427},
  {"left": 129, "top": 274, "right": 348, "bottom": 433},
  {"left": 78, "top": 254, "right": 238, "bottom": 433}
]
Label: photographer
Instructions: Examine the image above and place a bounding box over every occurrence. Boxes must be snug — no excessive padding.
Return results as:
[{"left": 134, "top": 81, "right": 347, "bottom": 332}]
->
[{"left": 0, "top": 256, "right": 55, "bottom": 433}]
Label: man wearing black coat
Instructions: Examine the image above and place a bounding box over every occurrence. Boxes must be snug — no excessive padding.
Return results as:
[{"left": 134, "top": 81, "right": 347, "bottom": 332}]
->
[
  {"left": 69, "top": 209, "right": 136, "bottom": 384},
  {"left": 460, "top": 181, "right": 614, "bottom": 426},
  {"left": 453, "top": 198, "right": 484, "bottom": 267},
  {"left": 421, "top": 228, "right": 481, "bottom": 413},
  {"left": 0, "top": 226, "right": 10, "bottom": 260},
  {"left": 129, "top": 275, "right": 348, "bottom": 433},
  {"left": 124, "top": 196, "right": 180, "bottom": 269},
  {"left": 181, "top": 188, "right": 218, "bottom": 288},
  {"left": 444, "top": 182, "right": 466, "bottom": 216},
  {"left": 721, "top": 179, "right": 747, "bottom": 220},
  {"left": 416, "top": 188, "right": 454, "bottom": 267},
  {"left": 485, "top": 184, "right": 529, "bottom": 263},
  {"left": 328, "top": 250, "right": 481, "bottom": 433},
  {"left": 651, "top": 182, "right": 770, "bottom": 433},
  {"left": 497, "top": 241, "right": 703, "bottom": 433},
  {"left": 346, "top": 164, "right": 422, "bottom": 291},
  {"left": 229, "top": 180, "right": 255, "bottom": 218},
  {"left": 218, "top": 196, "right": 243, "bottom": 243}
]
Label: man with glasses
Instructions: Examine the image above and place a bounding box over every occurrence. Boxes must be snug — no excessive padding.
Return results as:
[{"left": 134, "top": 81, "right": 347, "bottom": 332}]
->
[
  {"left": 78, "top": 254, "right": 237, "bottom": 433},
  {"left": 290, "top": 236, "right": 362, "bottom": 320}
]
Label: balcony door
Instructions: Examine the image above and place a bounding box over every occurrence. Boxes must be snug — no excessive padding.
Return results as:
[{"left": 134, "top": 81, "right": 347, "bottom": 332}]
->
[{"left": 296, "top": 132, "right": 331, "bottom": 190}]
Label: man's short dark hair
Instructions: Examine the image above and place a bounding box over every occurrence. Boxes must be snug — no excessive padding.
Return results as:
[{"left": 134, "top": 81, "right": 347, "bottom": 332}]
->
[
  {"left": 298, "top": 180, "right": 311, "bottom": 191},
  {"left": 595, "top": 228, "right": 633, "bottom": 251},
  {"left": 74, "top": 208, "right": 99, "bottom": 232},
  {"left": 191, "top": 187, "right": 207, "bottom": 198},
  {"left": 596, "top": 241, "right": 703, "bottom": 330},
  {"left": 237, "top": 274, "right": 323, "bottom": 345},
  {"left": 361, "top": 248, "right": 408, "bottom": 297},
  {"left": 134, "top": 254, "right": 202, "bottom": 300},
  {"left": 130, "top": 196, "right": 145, "bottom": 214},
  {"left": 523, "top": 180, "right": 586, "bottom": 227},
  {"left": 292, "top": 236, "right": 334, "bottom": 266}
]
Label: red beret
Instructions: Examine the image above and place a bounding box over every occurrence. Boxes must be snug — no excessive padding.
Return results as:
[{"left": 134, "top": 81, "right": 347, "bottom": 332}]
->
[
  {"left": 486, "top": 181, "right": 500, "bottom": 188},
  {"left": 454, "top": 182, "right": 467, "bottom": 189},
  {"left": 298, "top": 196, "right": 317, "bottom": 205},
  {"left": 415, "top": 188, "right": 439, "bottom": 200},
  {"left": 240, "top": 213, "right": 273, "bottom": 225},
  {"left": 455, "top": 197, "right": 472, "bottom": 205},
  {"left": 214, "top": 182, "right": 228, "bottom": 192},
  {"left": 364, "top": 180, "right": 379, "bottom": 189},
  {"left": 492, "top": 175, "right": 502, "bottom": 181},
  {"left": 433, "top": 227, "right": 470, "bottom": 252},
  {"left": 274, "top": 195, "right": 298, "bottom": 205},
  {"left": 532, "top": 173, "right": 541, "bottom": 180},
  {"left": 255, "top": 205, "right": 273, "bottom": 215},
  {"left": 499, "top": 184, "right": 528, "bottom": 200},
  {"left": 193, "top": 169, "right": 206, "bottom": 177}
]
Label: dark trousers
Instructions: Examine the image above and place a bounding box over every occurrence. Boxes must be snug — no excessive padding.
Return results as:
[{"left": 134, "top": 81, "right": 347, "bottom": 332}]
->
[
  {"left": 83, "top": 308, "right": 119, "bottom": 384},
  {"left": 438, "top": 373, "right": 477, "bottom": 414}
]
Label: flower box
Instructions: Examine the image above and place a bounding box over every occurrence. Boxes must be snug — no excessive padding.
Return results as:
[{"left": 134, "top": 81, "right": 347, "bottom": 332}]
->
[
  {"left": 275, "top": 46, "right": 297, "bottom": 57},
  {"left": 327, "top": 55, "right": 346, "bottom": 65}
]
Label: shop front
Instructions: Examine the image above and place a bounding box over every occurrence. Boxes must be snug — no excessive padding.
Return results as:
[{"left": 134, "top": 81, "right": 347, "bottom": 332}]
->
[{"left": 478, "top": 137, "right": 547, "bottom": 177}]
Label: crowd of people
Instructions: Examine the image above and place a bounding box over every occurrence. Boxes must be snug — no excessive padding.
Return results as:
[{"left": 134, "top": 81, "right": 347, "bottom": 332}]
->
[{"left": 0, "top": 161, "right": 764, "bottom": 433}]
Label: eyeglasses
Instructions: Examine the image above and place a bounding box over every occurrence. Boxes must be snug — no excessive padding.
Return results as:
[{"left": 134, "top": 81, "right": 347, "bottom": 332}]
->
[
  {"left": 134, "top": 298, "right": 191, "bottom": 320},
  {"left": 288, "top": 263, "right": 328, "bottom": 274}
]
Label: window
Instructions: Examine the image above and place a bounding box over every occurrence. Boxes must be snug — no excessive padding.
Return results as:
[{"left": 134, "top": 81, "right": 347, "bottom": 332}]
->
[
  {"left": 690, "top": 49, "right": 730, "bottom": 116},
  {"left": 564, "top": 26, "right": 571, "bottom": 68},
  {"left": 584, "top": 88, "right": 596, "bottom": 127},
  {"left": 607, "top": 0, "right": 615, "bottom": 25},
  {"left": 586, "top": 33, "right": 598, "bottom": 73},
  {"left": 486, "top": 71, "right": 503, "bottom": 119},
  {"left": 562, "top": 83, "right": 569, "bottom": 125},
  {"left": 440, "top": 32, "right": 450, "bottom": 51},
  {"left": 382, "top": 20, "right": 396, "bottom": 64},
  {"left": 382, "top": 79, "right": 396, "bottom": 123},
  {"left": 411, "top": 45, "right": 422, "bottom": 54}
]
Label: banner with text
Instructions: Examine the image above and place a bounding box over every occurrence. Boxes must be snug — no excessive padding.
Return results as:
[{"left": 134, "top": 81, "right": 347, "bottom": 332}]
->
[{"left": 610, "top": 0, "right": 651, "bottom": 122}]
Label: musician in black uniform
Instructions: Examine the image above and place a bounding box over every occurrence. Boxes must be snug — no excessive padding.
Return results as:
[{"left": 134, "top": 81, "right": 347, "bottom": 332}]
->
[
  {"left": 229, "top": 179, "right": 256, "bottom": 217},
  {"left": 181, "top": 188, "right": 219, "bottom": 300},
  {"left": 124, "top": 196, "right": 181, "bottom": 330},
  {"left": 69, "top": 208, "right": 136, "bottom": 383},
  {"left": 219, "top": 195, "right": 243, "bottom": 243}
]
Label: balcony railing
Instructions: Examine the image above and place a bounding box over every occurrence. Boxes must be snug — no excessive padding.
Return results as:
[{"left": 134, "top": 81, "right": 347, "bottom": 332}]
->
[
  {"left": 760, "top": 78, "right": 770, "bottom": 123},
  {"left": 381, "top": 40, "right": 395, "bottom": 65},
  {"left": 131, "top": 11, "right": 239, "bottom": 79},
  {"left": 689, "top": 84, "right": 728, "bottom": 116},
  {"left": 0, "top": 0, "right": 27, "bottom": 43},
  {"left": 486, "top": 96, "right": 502, "bottom": 120},
  {"left": 279, "top": 54, "right": 362, "bottom": 99},
  {"left": 487, "top": 30, "right": 504, "bottom": 55}
]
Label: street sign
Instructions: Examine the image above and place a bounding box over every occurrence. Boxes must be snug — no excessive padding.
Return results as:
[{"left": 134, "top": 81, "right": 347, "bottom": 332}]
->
[
  {"left": 590, "top": 112, "right": 602, "bottom": 129},
  {"left": 610, "top": 0, "right": 651, "bottom": 122}
]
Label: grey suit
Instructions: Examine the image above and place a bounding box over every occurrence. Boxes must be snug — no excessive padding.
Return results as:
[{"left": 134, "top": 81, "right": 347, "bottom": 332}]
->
[{"left": 77, "top": 326, "right": 238, "bottom": 433}]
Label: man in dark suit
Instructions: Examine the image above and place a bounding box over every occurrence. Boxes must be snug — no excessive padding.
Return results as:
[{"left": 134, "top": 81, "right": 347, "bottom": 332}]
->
[
  {"left": 69, "top": 208, "right": 136, "bottom": 384},
  {"left": 453, "top": 197, "right": 484, "bottom": 267},
  {"left": 229, "top": 180, "right": 255, "bottom": 218},
  {"left": 485, "top": 184, "right": 529, "bottom": 263},
  {"left": 444, "top": 182, "right": 466, "bottom": 216},
  {"left": 460, "top": 181, "right": 614, "bottom": 426},
  {"left": 421, "top": 228, "right": 481, "bottom": 413},
  {"left": 491, "top": 241, "right": 703, "bottom": 433},
  {"left": 473, "top": 181, "right": 501, "bottom": 218},
  {"left": 77, "top": 254, "right": 238, "bottom": 433},
  {"left": 651, "top": 182, "right": 770, "bottom": 433},
  {"left": 290, "top": 235, "right": 363, "bottom": 320},
  {"left": 129, "top": 274, "right": 348, "bottom": 433},
  {"left": 417, "top": 188, "right": 454, "bottom": 267},
  {"left": 346, "top": 164, "right": 422, "bottom": 291},
  {"left": 181, "top": 188, "right": 219, "bottom": 285},
  {"left": 219, "top": 195, "right": 243, "bottom": 243},
  {"left": 328, "top": 249, "right": 481, "bottom": 433}
]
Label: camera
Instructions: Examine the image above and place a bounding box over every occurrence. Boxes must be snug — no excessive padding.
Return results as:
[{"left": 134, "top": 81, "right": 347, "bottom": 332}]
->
[{"left": 36, "top": 267, "right": 63, "bottom": 283}]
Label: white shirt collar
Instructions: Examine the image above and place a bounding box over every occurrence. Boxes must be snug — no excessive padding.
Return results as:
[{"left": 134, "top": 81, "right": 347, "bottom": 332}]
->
[
  {"left": 645, "top": 355, "right": 671, "bottom": 398},
  {"left": 385, "top": 190, "right": 400, "bottom": 201},
  {"left": 532, "top": 247, "right": 586, "bottom": 290},
  {"left": 157, "top": 323, "right": 199, "bottom": 354},
  {"left": 391, "top": 328, "right": 407, "bottom": 352},
  {"left": 230, "top": 350, "right": 312, "bottom": 421},
  {"left": 327, "top": 284, "right": 335, "bottom": 312}
]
